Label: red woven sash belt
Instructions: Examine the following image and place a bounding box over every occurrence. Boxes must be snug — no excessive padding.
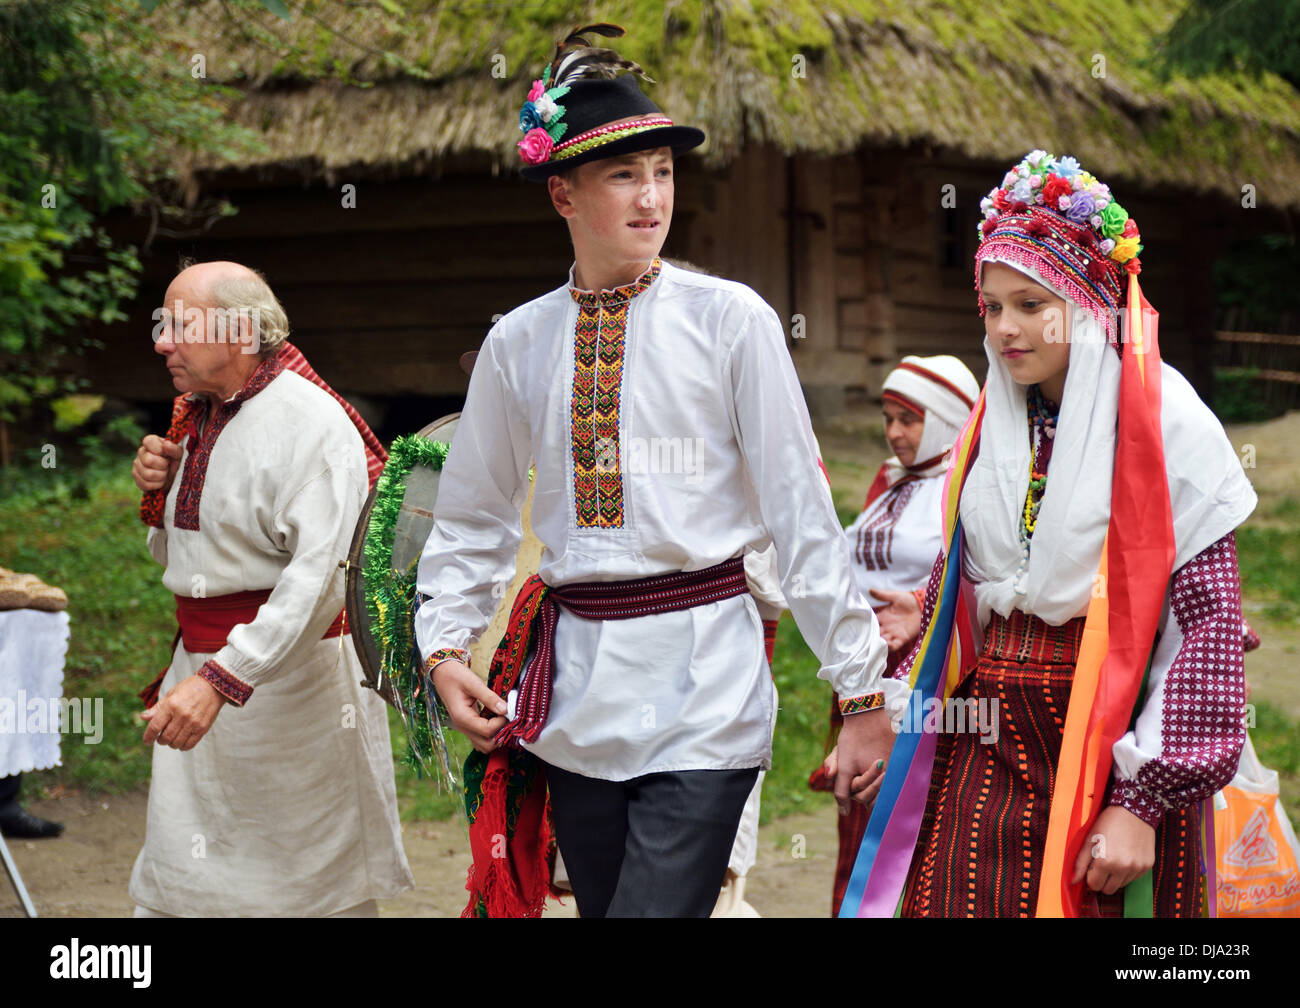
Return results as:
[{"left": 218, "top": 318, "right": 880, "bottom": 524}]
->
[
  {"left": 493, "top": 555, "right": 750, "bottom": 747},
  {"left": 174, "top": 589, "right": 347, "bottom": 654}
]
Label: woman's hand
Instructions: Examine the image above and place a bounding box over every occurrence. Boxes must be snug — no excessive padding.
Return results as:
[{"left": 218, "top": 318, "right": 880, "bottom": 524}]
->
[
  {"left": 869, "top": 588, "right": 922, "bottom": 652},
  {"left": 1071, "top": 805, "right": 1156, "bottom": 895}
]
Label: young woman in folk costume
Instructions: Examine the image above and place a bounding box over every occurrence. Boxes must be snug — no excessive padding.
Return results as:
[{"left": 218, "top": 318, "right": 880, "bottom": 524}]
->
[
  {"left": 817, "top": 355, "right": 980, "bottom": 916},
  {"left": 838, "top": 150, "right": 1256, "bottom": 918}
]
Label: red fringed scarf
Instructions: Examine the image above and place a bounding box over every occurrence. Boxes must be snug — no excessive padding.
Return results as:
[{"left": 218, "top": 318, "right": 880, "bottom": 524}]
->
[{"left": 139, "top": 342, "right": 386, "bottom": 528}]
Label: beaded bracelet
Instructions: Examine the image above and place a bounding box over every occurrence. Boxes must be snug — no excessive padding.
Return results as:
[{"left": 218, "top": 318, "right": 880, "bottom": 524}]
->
[
  {"left": 423, "top": 648, "right": 471, "bottom": 676},
  {"left": 839, "top": 692, "right": 885, "bottom": 716}
]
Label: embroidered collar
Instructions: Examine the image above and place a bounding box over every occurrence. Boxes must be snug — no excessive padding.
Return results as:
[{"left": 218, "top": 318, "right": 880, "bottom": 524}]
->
[
  {"left": 170, "top": 354, "right": 286, "bottom": 532},
  {"left": 568, "top": 258, "right": 661, "bottom": 309},
  {"left": 182, "top": 354, "right": 286, "bottom": 430}
]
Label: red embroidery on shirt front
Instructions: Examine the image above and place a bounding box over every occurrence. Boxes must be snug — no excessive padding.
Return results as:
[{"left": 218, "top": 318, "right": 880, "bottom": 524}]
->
[
  {"left": 568, "top": 260, "right": 659, "bottom": 529},
  {"left": 854, "top": 479, "right": 920, "bottom": 572},
  {"left": 172, "top": 356, "right": 285, "bottom": 531}
]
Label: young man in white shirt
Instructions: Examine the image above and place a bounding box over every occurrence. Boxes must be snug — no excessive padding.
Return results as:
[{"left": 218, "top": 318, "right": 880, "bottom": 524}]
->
[{"left": 417, "top": 26, "right": 899, "bottom": 917}]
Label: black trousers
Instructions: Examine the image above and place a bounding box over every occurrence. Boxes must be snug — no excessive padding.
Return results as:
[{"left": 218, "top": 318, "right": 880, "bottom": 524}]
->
[
  {"left": 0, "top": 773, "right": 19, "bottom": 809},
  {"left": 545, "top": 763, "right": 760, "bottom": 918}
]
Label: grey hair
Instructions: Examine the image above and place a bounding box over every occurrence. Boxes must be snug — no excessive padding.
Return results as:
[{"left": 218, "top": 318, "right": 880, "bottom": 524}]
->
[{"left": 207, "top": 266, "right": 291, "bottom": 357}]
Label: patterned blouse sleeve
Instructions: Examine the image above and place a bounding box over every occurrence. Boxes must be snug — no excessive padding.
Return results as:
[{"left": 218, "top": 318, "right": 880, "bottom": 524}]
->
[
  {"left": 1109, "top": 532, "right": 1247, "bottom": 825},
  {"left": 895, "top": 547, "right": 946, "bottom": 683}
]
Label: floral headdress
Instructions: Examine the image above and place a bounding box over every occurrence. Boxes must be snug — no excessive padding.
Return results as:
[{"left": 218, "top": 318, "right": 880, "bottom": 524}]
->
[{"left": 975, "top": 150, "right": 1143, "bottom": 340}]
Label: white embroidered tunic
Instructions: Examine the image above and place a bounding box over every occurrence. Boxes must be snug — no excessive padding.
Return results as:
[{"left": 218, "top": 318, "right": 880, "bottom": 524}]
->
[
  {"left": 416, "top": 260, "right": 894, "bottom": 781},
  {"left": 844, "top": 476, "right": 946, "bottom": 600},
  {"left": 129, "top": 369, "right": 413, "bottom": 916}
]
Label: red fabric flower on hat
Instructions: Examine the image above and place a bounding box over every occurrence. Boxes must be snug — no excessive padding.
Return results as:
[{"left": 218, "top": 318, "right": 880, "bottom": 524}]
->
[
  {"left": 1122, "top": 218, "right": 1139, "bottom": 238},
  {"left": 992, "top": 189, "right": 1012, "bottom": 212},
  {"left": 1042, "top": 174, "right": 1072, "bottom": 209},
  {"left": 1125, "top": 256, "right": 1142, "bottom": 275},
  {"left": 517, "top": 128, "right": 554, "bottom": 165}
]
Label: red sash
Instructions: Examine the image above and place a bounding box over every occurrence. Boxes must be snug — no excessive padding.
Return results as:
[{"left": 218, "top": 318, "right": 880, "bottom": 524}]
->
[
  {"left": 173, "top": 589, "right": 347, "bottom": 654},
  {"left": 139, "top": 592, "right": 347, "bottom": 708},
  {"left": 463, "top": 556, "right": 752, "bottom": 917}
]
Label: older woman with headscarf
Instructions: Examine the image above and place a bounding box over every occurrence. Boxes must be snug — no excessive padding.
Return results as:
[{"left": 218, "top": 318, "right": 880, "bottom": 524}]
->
[{"left": 818, "top": 354, "right": 979, "bottom": 916}]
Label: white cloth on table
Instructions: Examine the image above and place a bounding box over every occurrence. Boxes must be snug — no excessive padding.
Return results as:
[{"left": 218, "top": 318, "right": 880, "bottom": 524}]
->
[
  {"left": 416, "top": 260, "right": 895, "bottom": 782},
  {"left": 128, "top": 369, "right": 413, "bottom": 917},
  {"left": 0, "top": 609, "right": 69, "bottom": 777}
]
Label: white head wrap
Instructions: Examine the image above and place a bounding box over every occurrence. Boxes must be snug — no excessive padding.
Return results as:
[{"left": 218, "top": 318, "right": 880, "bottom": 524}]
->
[{"left": 879, "top": 355, "right": 980, "bottom": 486}]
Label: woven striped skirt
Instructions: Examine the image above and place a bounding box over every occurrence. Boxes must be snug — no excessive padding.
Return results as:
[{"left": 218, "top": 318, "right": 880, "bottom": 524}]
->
[{"left": 900, "top": 609, "right": 1204, "bottom": 918}]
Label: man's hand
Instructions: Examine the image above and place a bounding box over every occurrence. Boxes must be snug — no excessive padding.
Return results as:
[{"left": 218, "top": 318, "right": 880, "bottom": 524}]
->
[
  {"left": 825, "top": 708, "right": 895, "bottom": 815},
  {"left": 133, "top": 435, "right": 183, "bottom": 493},
  {"left": 869, "top": 588, "right": 922, "bottom": 652},
  {"left": 141, "top": 674, "right": 226, "bottom": 751},
  {"left": 431, "top": 660, "right": 508, "bottom": 753},
  {"left": 1070, "top": 805, "right": 1156, "bottom": 895}
]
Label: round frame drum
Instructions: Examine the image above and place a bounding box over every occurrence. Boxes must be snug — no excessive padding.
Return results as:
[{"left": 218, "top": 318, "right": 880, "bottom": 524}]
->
[{"left": 345, "top": 413, "right": 459, "bottom": 706}]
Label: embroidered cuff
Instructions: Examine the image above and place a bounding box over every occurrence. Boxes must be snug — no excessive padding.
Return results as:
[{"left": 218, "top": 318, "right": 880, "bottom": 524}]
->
[
  {"left": 424, "top": 648, "right": 471, "bottom": 676},
  {"left": 198, "top": 659, "right": 253, "bottom": 707},
  {"left": 839, "top": 692, "right": 886, "bottom": 716},
  {"left": 911, "top": 589, "right": 926, "bottom": 612},
  {"left": 1111, "top": 778, "right": 1168, "bottom": 827}
]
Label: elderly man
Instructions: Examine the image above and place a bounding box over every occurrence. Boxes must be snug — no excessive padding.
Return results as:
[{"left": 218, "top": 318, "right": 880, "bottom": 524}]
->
[{"left": 128, "top": 260, "right": 413, "bottom": 917}]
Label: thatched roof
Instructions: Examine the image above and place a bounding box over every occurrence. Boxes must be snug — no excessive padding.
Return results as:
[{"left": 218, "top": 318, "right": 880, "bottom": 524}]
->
[{"left": 155, "top": 0, "right": 1300, "bottom": 207}]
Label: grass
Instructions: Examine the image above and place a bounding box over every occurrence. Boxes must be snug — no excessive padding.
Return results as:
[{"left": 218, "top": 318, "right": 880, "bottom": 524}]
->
[
  {"left": 1236, "top": 520, "right": 1300, "bottom": 624},
  {"left": 1, "top": 451, "right": 1296, "bottom": 832}
]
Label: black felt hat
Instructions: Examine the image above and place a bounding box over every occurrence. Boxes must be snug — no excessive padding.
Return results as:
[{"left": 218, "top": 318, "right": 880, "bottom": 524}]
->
[{"left": 516, "top": 25, "right": 705, "bottom": 182}]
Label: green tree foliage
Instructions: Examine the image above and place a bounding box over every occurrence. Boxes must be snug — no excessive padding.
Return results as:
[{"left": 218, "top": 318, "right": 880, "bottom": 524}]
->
[
  {"left": 0, "top": 1, "right": 254, "bottom": 428},
  {"left": 1158, "top": 0, "right": 1300, "bottom": 88}
]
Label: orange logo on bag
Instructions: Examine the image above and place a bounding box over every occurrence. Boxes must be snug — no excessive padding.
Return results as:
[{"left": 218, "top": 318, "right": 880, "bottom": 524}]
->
[{"left": 1224, "top": 807, "right": 1279, "bottom": 869}]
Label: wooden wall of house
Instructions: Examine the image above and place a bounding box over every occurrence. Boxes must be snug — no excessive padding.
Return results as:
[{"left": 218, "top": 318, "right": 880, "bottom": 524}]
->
[
  {"left": 85, "top": 145, "right": 1257, "bottom": 434},
  {"left": 87, "top": 170, "right": 715, "bottom": 434},
  {"left": 87, "top": 175, "right": 582, "bottom": 430}
]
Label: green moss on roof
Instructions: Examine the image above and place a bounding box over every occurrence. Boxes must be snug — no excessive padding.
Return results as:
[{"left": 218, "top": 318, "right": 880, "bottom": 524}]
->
[{"left": 149, "top": 0, "right": 1300, "bottom": 206}]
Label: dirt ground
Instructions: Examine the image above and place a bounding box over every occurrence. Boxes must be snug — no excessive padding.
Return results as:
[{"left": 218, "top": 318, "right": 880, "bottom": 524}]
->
[
  {"left": 4, "top": 411, "right": 1296, "bottom": 919},
  {"left": 2, "top": 789, "right": 841, "bottom": 918}
]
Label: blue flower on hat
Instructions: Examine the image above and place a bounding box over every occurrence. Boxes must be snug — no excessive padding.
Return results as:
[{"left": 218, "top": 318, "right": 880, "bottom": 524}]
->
[
  {"left": 1053, "top": 156, "right": 1082, "bottom": 178},
  {"left": 519, "top": 102, "right": 543, "bottom": 133}
]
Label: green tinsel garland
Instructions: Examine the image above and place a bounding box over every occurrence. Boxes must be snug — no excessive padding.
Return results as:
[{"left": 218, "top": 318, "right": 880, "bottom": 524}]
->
[{"left": 362, "top": 434, "right": 450, "bottom": 774}]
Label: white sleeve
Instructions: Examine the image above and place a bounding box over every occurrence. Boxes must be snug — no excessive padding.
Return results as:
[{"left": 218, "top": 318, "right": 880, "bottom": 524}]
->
[
  {"left": 146, "top": 526, "right": 168, "bottom": 567},
  {"left": 414, "top": 330, "right": 531, "bottom": 668},
  {"left": 725, "top": 300, "right": 889, "bottom": 701},
  {"left": 206, "top": 445, "right": 367, "bottom": 700}
]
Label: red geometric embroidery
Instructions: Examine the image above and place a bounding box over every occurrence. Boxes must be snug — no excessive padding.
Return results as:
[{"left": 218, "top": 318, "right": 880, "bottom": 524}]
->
[
  {"left": 854, "top": 479, "right": 920, "bottom": 571},
  {"left": 172, "top": 355, "right": 285, "bottom": 531},
  {"left": 198, "top": 658, "right": 254, "bottom": 706},
  {"left": 568, "top": 259, "right": 660, "bottom": 529}
]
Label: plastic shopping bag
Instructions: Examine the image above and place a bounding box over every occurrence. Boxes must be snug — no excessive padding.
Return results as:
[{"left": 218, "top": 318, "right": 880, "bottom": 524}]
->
[{"left": 1214, "top": 733, "right": 1300, "bottom": 917}]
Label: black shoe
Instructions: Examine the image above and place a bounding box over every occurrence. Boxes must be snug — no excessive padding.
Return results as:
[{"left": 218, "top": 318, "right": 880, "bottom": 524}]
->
[{"left": 0, "top": 806, "right": 64, "bottom": 839}]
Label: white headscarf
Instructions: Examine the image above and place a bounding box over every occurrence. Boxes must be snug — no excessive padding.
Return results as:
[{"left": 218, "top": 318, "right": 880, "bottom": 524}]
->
[
  {"left": 877, "top": 355, "right": 980, "bottom": 490},
  {"left": 961, "top": 256, "right": 1257, "bottom": 627}
]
